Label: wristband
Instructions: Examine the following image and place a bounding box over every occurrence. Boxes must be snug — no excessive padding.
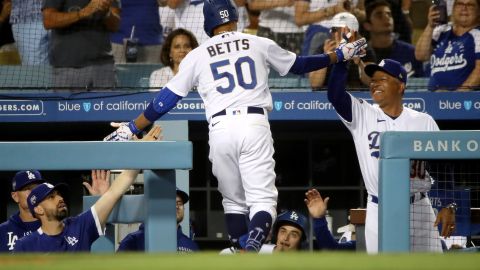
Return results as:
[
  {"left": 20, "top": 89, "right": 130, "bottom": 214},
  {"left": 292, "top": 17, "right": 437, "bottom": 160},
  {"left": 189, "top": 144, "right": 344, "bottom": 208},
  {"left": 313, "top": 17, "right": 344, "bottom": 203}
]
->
[{"left": 128, "top": 120, "right": 142, "bottom": 135}]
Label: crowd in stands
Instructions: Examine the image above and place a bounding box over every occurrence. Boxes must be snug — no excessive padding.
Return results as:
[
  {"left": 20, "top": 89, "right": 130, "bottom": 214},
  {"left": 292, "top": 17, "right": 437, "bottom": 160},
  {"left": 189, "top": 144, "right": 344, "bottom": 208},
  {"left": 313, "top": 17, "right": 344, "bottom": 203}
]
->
[{"left": 0, "top": 0, "right": 478, "bottom": 91}]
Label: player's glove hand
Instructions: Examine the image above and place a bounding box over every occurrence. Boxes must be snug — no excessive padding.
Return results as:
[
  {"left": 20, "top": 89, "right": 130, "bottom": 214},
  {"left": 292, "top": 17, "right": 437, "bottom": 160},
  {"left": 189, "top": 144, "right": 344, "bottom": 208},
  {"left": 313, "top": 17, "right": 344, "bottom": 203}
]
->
[
  {"left": 334, "top": 37, "right": 367, "bottom": 62},
  {"left": 103, "top": 121, "right": 140, "bottom": 141}
]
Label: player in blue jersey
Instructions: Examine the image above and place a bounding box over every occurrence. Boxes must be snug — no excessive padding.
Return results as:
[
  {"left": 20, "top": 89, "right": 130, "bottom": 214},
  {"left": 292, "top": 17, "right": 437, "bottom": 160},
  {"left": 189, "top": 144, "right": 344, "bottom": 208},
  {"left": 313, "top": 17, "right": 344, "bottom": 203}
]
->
[
  {"left": 104, "top": 0, "right": 366, "bottom": 252},
  {"left": 0, "top": 171, "right": 45, "bottom": 252},
  {"left": 117, "top": 188, "right": 199, "bottom": 252},
  {"left": 415, "top": 0, "right": 480, "bottom": 91},
  {"left": 13, "top": 126, "right": 161, "bottom": 253},
  {"left": 304, "top": 188, "right": 355, "bottom": 250}
]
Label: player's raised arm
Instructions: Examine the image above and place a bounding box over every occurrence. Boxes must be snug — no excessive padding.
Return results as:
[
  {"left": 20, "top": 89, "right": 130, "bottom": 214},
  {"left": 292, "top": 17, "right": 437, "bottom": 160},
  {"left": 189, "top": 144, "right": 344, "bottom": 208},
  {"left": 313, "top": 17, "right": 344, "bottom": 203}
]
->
[
  {"left": 288, "top": 37, "right": 367, "bottom": 75},
  {"left": 94, "top": 126, "right": 161, "bottom": 228}
]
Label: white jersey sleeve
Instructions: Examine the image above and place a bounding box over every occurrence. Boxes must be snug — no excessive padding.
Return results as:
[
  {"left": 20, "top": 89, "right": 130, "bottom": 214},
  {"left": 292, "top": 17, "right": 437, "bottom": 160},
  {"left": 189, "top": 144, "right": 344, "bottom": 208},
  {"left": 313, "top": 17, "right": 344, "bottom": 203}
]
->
[{"left": 263, "top": 37, "right": 297, "bottom": 76}]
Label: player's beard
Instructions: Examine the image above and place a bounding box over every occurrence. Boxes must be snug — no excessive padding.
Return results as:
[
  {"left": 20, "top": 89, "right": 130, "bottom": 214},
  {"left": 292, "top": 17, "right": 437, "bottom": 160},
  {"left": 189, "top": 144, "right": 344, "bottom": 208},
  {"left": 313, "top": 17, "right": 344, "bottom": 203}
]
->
[{"left": 45, "top": 205, "right": 68, "bottom": 222}]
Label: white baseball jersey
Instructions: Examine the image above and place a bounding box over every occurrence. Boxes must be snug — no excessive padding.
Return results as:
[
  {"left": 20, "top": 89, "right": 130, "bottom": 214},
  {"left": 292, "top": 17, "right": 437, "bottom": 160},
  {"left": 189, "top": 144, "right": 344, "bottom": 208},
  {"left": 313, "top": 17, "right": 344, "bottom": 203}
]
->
[
  {"left": 165, "top": 31, "right": 297, "bottom": 122},
  {"left": 340, "top": 94, "right": 439, "bottom": 197},
  {"left": 340, "top": 94, "right": 442, "bottom": 253},
  {"left": 167, "top": 31, "right": 294, "bottom": 220}
]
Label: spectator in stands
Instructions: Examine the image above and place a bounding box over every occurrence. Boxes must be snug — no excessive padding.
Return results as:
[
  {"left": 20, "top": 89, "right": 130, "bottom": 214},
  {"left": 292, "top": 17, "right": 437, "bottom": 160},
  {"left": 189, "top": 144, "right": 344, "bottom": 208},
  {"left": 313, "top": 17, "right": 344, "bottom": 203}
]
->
[
  {"left": 10, "top": 0, "right": 50, "bottom": 65},
  {"left": 13, "top": 127, "right": 161, "bottom": 253},
  {"left": 117, "top": 187, "right": 199, "bottom": 252},
  {"left": 363, "top": 0, "right": 424, "bottom": 78},
  {"left": 233, "top": 0, "right": 250, "bottom": 33},
  {"left": 110, "top": 0, "right": 162, "bottom": 64},
  {"left": 42, "top": 0, "right": 120, "bottom": 90},
  {"left": 0, "top": 171, "right": 45, "bottom": 253},
  {"left": 248, "top": 0, "right": 305, "bottom": 55},
  {"left": 363, "top": 0, "right": 412, "bottom": 43},
  {"left": 0, "top": 0, "right": 20, "bottom": 65},
  {"left": 149, "top": 28, "right": 199, "bottom": 89},
  {"left": 167, "top": 0, "right": 208, "bottom": 44},
  {"left": 309, "top": 12, "right": 375, "bottom": 90},
  {"left": 242, "top": 2, "right": 261, "bottom": 35},
  {"left": 415, "top": 0, "right": 480, "bottom": 91},
  {"left": 296, "top": 0, "right": 365, "bottom": 56},
  {"left": 159, "top": 0, "right": 176, "bottom": 41}
]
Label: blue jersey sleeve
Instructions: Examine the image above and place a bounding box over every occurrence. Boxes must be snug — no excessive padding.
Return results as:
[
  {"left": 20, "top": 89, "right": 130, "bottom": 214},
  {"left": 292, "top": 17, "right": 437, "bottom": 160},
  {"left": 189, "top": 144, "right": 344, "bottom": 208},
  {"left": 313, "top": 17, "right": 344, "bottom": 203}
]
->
[
  {"left": 289, "top": 54, "right": 331, "bottom": 75},
  {"left": 327, "top": 62, "right": 352, "bottom": 122},
  {"left": 72, "top": 207, "right": 103, "bottom": 248},
  {"left": 117, "top": 233, "right": 142, "bottom": 252},
  {"left": 143, "top": 87, "right": 182, "bottom": 122},
  {"left": 313, "top": 217, "right": 355, "bottom": 250}
]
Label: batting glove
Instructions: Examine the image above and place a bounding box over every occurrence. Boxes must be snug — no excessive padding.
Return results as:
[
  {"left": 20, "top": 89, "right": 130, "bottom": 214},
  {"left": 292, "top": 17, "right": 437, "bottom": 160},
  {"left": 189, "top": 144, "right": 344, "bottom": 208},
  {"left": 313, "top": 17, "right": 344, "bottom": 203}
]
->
[
  {"left": 103, "top": 121, "right": 140, "bottom": 141},
  {"left": 334, "top": 37, "right": 367, "bottom": 62}
]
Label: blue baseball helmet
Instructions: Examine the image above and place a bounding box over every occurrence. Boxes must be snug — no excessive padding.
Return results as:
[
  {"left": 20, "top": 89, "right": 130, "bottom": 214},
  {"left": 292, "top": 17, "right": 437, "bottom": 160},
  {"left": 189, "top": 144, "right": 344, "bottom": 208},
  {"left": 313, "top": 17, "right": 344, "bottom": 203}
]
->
[
  {"left": 203, "top": 0, "right": 239, "bottom": 37},
  {"left": 271, "top": 210, "right": 308, "bottom": 244}
]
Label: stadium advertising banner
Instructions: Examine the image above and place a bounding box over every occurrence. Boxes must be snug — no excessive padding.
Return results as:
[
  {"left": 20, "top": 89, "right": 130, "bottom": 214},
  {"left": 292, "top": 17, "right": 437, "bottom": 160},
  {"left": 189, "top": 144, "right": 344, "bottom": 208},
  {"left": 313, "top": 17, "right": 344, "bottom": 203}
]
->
[{"left": 0, "top": 91, "right": 478, "bottom": 122}]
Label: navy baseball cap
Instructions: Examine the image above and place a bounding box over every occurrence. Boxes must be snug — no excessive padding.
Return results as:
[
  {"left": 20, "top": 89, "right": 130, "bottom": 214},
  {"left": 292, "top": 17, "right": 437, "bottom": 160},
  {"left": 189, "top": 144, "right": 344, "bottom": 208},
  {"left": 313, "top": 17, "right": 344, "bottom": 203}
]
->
[
  {"left": 27, "top": 182, "right": 68, "bottom": 216},
  {"left": 12, "top": 170, "right": 45, "bottom": 191},
  {"left": 364, "top": 59, "right": 407, "bottom": 84},
  {"left": 176, "top": 188, "right": 189, "bottom": 204}
]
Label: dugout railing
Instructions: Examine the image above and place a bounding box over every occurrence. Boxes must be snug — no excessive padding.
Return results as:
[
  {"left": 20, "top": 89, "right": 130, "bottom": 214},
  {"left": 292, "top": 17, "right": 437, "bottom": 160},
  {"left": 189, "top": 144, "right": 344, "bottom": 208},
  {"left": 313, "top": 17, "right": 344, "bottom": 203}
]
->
[
  {"left": 379, "top": 131, "right": 480, "bottom": 252},
  {"left": 0, "top": 140, "right": 192, "bottom": 252}
]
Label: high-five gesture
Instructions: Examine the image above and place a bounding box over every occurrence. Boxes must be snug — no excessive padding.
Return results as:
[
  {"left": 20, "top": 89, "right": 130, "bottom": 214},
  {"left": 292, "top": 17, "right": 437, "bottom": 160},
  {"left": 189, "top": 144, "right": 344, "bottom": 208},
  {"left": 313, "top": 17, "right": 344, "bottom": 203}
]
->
[
  {"left": 335, "top": 37, "right": 367, "bottom": 62},
  {"left": 304, "top": 189, "right": 330, "bottom": 219}
]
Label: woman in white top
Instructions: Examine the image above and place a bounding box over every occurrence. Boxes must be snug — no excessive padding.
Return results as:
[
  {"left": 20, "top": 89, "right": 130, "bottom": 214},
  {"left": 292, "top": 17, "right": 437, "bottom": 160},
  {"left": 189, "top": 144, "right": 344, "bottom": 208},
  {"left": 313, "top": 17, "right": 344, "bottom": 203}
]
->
[{"left": 149, "top": 28, "right": 199, "bottom": 89}]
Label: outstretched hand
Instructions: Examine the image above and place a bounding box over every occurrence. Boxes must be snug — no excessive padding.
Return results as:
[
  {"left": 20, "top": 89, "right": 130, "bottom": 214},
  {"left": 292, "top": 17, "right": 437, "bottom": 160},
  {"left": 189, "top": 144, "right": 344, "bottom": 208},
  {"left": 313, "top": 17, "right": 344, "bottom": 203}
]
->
[
  {"left": 335, "top": 37, "right": 367, "bottom": 62},
  {"left": 103, "top": 122, "right": 135, "bottom": 141},
  {"left": 304, "top": 189, "right": 330, "bottom": 219},
  {"left": 84, "top": 170, "right": 111, "bottom": 196},
  {"left": 141, "top": 125, "right": 162, "bottom": 141}
]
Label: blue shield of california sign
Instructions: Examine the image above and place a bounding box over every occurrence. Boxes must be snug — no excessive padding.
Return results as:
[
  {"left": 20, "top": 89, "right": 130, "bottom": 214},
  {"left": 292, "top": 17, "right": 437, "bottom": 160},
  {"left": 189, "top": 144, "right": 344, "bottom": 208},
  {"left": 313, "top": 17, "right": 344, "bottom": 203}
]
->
[
  {"left": 83, "top": 102, "right": 91, "bottom": 112},
  {"left": 274, "top": 101, "right": 283, "bottom": 111},
  {"left": 463, "top": 100, "right": 472, "bottom": 111}
]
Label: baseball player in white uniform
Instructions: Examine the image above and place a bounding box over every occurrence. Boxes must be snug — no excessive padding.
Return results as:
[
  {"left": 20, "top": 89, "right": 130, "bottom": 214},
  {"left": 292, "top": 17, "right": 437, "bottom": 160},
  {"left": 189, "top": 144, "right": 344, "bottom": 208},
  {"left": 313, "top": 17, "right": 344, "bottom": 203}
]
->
[
  {"left": 104, "top": 0, "right": 366, "bottom": 252},
  {"left": 328, "top": 57, "right": 448, "bottom": 253}
]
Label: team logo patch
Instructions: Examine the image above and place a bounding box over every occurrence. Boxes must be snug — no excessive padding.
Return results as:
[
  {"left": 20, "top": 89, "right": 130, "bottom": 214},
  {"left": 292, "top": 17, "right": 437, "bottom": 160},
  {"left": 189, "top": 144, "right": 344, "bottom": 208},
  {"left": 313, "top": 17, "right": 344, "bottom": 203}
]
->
[
  {"left": 65, "top": 236, "right": 79, "bottom": 246},
  {"left": 464, "top": 100, "right": 472, "bottom": 111},
  {"left": 27, "top": 171, "right": 36, "bottom": 179},
  {"left": 289, "top": 211, "right": 299, "bottom": 221},
  {"left": 83, "top": 102, "right": 91, "bottom": 112},
  {"left": 274, "top": 101, "right": 283, "bottom": 111},
  {"left": 30, "top": 195, "right": 37, "bottom": 206}
]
